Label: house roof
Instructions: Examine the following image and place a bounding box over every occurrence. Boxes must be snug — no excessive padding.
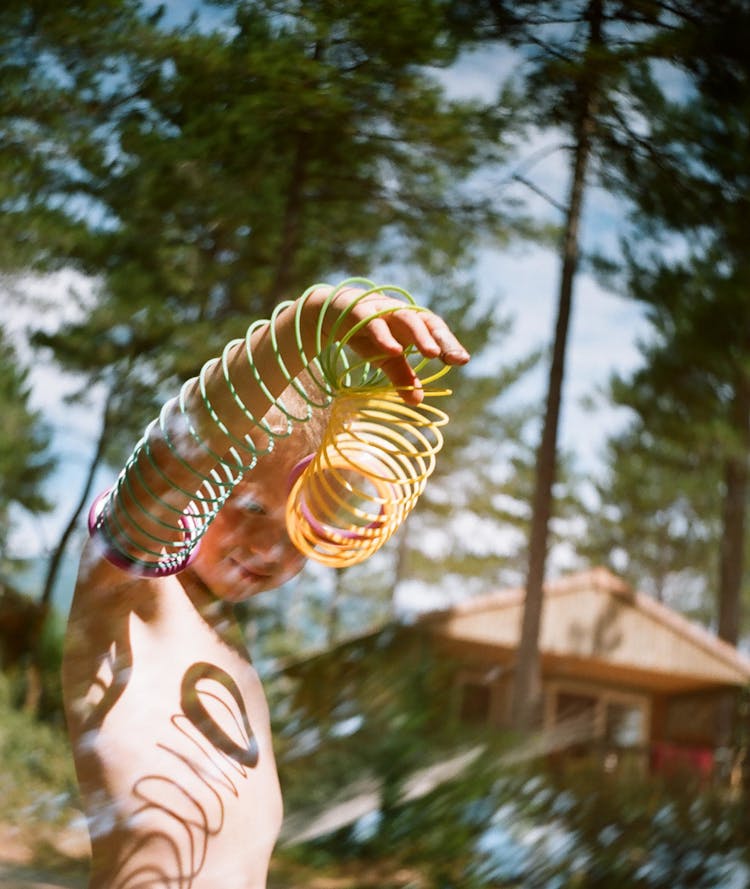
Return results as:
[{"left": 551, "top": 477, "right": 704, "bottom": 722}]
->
[{"left": 422, "top": 567, "right": 750, "bottom": 694}]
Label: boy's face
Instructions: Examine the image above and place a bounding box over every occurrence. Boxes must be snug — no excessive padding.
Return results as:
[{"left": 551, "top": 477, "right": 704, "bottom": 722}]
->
[{"left": 190, "top": 448, "right": 309, "bottom": 601}]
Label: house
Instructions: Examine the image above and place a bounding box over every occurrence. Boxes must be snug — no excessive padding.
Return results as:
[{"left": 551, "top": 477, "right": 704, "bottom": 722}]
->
[{"left": 420, "top": 567, "right": 750, "bottom": 780}]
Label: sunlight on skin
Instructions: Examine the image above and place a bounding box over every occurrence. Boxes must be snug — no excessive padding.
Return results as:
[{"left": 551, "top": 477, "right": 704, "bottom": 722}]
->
[
  {"left": 62, "top": 285, "right": 469, "bottom": 888},
  {"left": 63, "top": 444, "right": 303, "bottom": 888},
  {"left": 190, "top": 445, "right": 308, "bottom": 603}
]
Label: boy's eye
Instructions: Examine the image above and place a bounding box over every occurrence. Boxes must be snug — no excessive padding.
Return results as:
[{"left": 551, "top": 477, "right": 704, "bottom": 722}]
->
[{"left": 233, "top": 494, "right": 266, "bottom": 515}]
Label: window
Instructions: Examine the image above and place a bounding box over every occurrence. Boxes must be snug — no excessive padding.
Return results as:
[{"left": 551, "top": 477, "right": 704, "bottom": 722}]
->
[
  {"left": 555, "top": 692, "right": 597, "bottom": 725},
  {"left": 605, "top": 701, "right": 644, "bottom": 748},
  {"left": 547, "top": 683, "right": 648, "bottom": 749}
]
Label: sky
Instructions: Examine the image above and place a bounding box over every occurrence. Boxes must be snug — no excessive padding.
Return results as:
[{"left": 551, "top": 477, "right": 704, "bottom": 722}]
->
[
  {"left": 3, "top": 39, "right": 653, "bottom": 610},
  {"left": 436, "top": 45, "right": 651, "bottom": 473}
]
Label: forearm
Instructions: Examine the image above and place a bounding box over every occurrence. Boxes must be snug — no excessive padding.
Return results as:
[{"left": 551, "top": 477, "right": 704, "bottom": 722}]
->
[
  {"left": 90, "top": 279, "right": 469, "bottom": 575},
  {"left": 187, "top": 294, "right": 327, "bottom": 455},
  {"left": 95, "top": 289, "right": 334, "bottom": 572}
]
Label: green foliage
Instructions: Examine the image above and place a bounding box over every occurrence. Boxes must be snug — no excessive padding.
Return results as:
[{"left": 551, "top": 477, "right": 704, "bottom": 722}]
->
[
  {"left": 0, "top": 0, "right": 149, "bottom": 273},
  {"left": 275, "top": 634, "right": 750, "bottom": 888},
  {"left": 0, "top": 329, "right": 54, "bottom": 564},
  {"left": 585, "top": 0, "right": 750, "bottom": 636},
  {"left": 609, "top": 252, "right": 750, "bottom": 461},
  {"left": 580, "top": 423, "right": 721, "bottom": 610},
  {"left": 34, "top": 607, "right": 67, "bottom": 724},
  {"left": 51, "top": 0, "right": 517, "bottom": 386},
  {"left": 0, "top": 672, "right": 78, "bottom": 827},
  {"left": 273, "top": 626, "right": 472, "bottom": 816},
  {"left": 6, "top": 0, "right": 526, "bottom": 607},
  {"left": 467, "top": 766, "right": 750, "bottom": 889}
]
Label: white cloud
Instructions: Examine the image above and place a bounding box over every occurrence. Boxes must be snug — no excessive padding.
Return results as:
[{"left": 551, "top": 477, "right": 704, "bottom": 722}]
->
[
  {"left": 2, "top": 271, "right": 109, "bottom": 561},
  {"left": 430, "top": 43, "right": 521, "bottom": 104}
]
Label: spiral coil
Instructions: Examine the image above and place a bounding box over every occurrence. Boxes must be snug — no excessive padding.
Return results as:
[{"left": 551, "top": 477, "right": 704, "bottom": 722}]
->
[
  {"left": 285, "top": 387, "right": 449, "bottom": 566},
  {"left": 90, "top": 279, "right": 454, "bottom": 575}
]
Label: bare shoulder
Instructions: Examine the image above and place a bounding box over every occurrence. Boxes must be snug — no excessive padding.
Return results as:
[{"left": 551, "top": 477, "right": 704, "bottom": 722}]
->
[
  {"left": 67, "top": 540, "right": 165, "bottom": 632},
  {"left": 73, "top": 538, "right": 142, "bottom": 596},
  {"left": 63, "top": 540, "right": 157, "bottom": 724}
]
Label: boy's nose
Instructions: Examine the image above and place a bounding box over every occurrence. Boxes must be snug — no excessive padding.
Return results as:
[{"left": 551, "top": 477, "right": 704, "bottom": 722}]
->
[
  {"left": 251, "top": 540, "right": 286, "bottom": 567},
  {"left": 247, "top": 522, "right": 297, "bottom": 565}
]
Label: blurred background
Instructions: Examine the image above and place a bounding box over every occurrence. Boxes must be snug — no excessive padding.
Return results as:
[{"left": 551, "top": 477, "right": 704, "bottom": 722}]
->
[{"left": 0, "top": 0, "right": 749, "bottom": 886}]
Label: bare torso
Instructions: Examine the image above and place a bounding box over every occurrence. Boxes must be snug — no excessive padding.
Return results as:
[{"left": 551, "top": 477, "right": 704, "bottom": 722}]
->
[{"left": 63, "top": 542, "right": 282, "bottom": 889}]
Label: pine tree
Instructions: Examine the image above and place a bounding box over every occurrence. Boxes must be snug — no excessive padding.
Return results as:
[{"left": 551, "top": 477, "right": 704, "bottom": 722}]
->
[
  {"left": 451, "top": 0, "right": 663, "bottom": 728},
  {"left": 594, "top": 253, "right": 750, "bottom": 642},
  {"left": 0, "top": 0, "right": 156, "bottom": 274},
  {"left": 23, "top": 1, "right": 522, "bottom": 604},
  {"left": 580, "top": 422, "right": 719, "bottom": 613},
  {"left": 593, "top": 0, "right": 750, "bottom": 644},
  {"left": 0, "top": 329, "right": 53, "bottom": 570}
]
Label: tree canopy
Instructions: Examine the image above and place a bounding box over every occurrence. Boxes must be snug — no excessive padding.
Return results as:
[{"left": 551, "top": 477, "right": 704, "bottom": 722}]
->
[
  {"left": 0, "top": 330, "right": 53, "bottom": 570},
  {"left": 586, "top": 0, "right": 750, "bottom": 641},
  {"left": 1, "top": 0, "right": 749, "bottom": 659},
  {"left": 4, "top": 0, "right": 535, "bottom": 611}
]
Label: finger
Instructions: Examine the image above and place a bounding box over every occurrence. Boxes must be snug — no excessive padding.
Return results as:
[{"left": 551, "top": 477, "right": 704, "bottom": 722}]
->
[
  {"left": 378, "top": 355, "right": 424, "bottom": 405},
  {"left": 354, "top": 315, "right": 409, "bottom": 357},
  {"left": 375, "top": 307, "right": 470, "bottom": 365},
  {"left": 381, "top": 309, "right": 443, "bottom": 359},
  {"left": 424, "top": 314, "right": 471, "bottom": 365},
  {"left": 343, "top": 317, "right": 422, "bottom": 401}
]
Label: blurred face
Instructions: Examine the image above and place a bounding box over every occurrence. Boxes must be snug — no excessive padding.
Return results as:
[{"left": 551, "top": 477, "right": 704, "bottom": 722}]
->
[{"left": 190, "top": 450, "right": 309, "bottom": 601}]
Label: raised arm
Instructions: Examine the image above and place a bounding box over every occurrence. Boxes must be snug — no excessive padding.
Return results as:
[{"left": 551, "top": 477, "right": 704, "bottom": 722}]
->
[{"left": 88, "top": 281, "right": 469, "bottom": 576}]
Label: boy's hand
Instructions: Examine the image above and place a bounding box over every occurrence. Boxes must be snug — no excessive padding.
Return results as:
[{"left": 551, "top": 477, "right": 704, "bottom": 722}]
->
[{"left": 312, "top": 286, "right": 470, "bottom": 404}]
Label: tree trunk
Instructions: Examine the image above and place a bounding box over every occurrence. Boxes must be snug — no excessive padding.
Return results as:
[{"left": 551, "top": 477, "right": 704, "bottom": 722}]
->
[
  {"left": 268, "top": 130, "right": 309, "bottom": 304},
  {"left": 391, "top": 529, "right": 410, "bottom": 614},
  {"left": 326, "top": 568, "right": 344, "bottom": 647},
  {"left": 716, "top": 400, "right": 748, "bottom": 757},
  {"left": 717, "top": 382, "right": 750, "bottom": 646},
  {"left": 510, "top": 0, "right": 603, "bottom": 731},
  {"left": 718, "top": 456, "right": 747, "bottom": 646},
  {"left": 40, "top": 384, "right": 115, "bottom": 609}
]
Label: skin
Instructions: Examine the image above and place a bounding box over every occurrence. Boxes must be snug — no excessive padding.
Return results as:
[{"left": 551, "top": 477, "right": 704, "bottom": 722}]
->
[
  {"left": 188, "top": 445, "right": 309, "bottom": 603},
  {"left": 62, "top": 288, "right": 469, "bottom": 888},
  {"left": 63, "top": 446, "right": 306, "bottom": 889}
]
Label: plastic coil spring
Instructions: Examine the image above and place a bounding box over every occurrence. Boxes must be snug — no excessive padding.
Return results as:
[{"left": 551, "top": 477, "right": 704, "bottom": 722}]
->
[
  {"left": 91, "top": 279, "right": 453, "bottom": 574},
  {"left": 285, "top": 385, "right": 450, "bottom": 567}
]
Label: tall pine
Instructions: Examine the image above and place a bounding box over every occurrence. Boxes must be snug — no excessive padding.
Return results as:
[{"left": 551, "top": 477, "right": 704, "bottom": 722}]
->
[
  {"left": 596, "top": 0, "right": 750, "bottom": 644},
  {"left": 28, "top": 0, "right": 521, "bottom": 603},
  {"left": 452, "top": 0, "right": 679, "bottom": 728}
]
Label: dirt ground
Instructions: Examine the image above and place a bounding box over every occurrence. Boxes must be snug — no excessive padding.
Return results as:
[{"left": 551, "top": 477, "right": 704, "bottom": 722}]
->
[{"left": 0, "top": 823, "right": 427, "bottom": 889}]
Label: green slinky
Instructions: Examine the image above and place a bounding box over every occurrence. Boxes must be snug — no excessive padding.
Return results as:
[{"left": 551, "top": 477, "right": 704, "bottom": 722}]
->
[{"left": 98, "top": 279, "right": 431, "bottom": 573}]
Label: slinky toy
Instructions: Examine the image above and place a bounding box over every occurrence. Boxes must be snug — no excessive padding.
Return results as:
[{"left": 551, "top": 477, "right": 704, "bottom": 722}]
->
[
  {"left": 285, "top": 387, "right": 449, "bottom": 567},
  {"left": 88, "top": 280, "right": 453, "bottom": 574}
]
